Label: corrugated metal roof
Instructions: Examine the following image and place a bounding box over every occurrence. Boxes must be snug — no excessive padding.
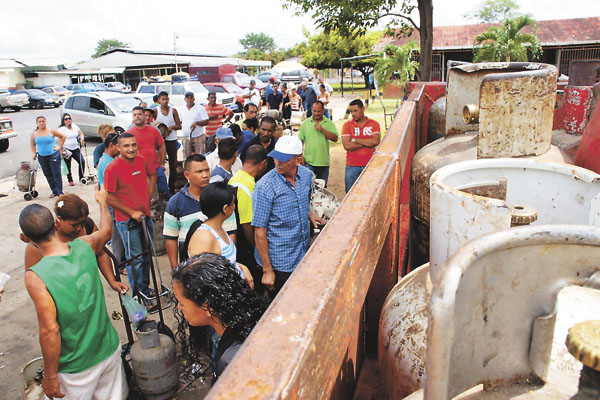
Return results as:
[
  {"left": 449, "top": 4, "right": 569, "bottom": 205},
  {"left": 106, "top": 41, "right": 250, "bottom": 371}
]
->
[
  {"left": 384, "top": 17, "right": 600, "bottom": 50},
  {"left": 71, "top": 50, "right": 271, "bottom": 72}
]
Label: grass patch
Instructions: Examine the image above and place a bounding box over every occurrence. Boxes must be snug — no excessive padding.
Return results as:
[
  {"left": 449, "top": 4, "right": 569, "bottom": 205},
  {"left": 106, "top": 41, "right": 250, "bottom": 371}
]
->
[
  {"left": 331, "top": 98, "right": 402, "bottom": 141},
  {"left": 330, "top": 82, "right": 370, "bottom": 95}
]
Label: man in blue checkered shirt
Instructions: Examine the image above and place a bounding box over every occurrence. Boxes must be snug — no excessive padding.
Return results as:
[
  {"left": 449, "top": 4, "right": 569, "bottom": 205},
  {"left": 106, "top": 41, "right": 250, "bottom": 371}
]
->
[{"left": 252, "top": 135, "right": 325, "bottom": 297}]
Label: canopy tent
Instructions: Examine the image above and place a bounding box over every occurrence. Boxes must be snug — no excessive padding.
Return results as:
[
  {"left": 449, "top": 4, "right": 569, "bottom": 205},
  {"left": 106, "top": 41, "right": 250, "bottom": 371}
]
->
[{"left": 271, "top": 60, "right": 307, "bottom": 73}]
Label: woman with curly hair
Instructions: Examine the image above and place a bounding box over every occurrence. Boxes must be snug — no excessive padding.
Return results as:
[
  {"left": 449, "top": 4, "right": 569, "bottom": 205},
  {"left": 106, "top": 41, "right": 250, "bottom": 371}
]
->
[{"left": 172, "top": 252, "right": 268, "bottom": 379}]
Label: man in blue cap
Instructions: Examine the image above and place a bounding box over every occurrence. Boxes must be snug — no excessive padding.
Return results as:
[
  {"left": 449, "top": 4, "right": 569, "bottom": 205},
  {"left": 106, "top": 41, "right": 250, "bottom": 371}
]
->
[
  {"left": 252, "top": 135, "right": 325, "bottom": 298},
  {"left": 205, "top": 127, "right": 242, "bottom": 174}
]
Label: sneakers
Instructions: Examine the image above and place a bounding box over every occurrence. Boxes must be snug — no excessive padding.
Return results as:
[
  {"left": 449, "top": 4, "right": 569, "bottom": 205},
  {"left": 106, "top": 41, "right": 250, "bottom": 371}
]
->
[
  {"left": 49, "top": 193, "right": 56, "bottom": 198},
  {"left": 69, "top": 181, "right": 74, "bottom": 186}
]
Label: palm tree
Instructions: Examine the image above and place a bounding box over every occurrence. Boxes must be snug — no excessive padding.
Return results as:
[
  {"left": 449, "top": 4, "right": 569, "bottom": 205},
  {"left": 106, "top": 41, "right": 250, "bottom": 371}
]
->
[
  {"left": 473, "top": 15, "right": 542, "bottom": 62},
  {"left": 374, "top": 41, "right": 419, "bottom": 88}
]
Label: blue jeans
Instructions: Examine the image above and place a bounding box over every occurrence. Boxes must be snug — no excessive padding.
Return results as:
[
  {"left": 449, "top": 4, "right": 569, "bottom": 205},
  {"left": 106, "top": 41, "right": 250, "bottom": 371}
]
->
[
  {"left": 345, "top": 165, "right": 365, "bottom": 193},
  {"left": 324, "top": 109, "right": 331, "bottom": 119},
  {"left": 156, "top": 166, "right": 169, "bottom": 197},
  {"left": 116, "top": 217, "right": 154, "bottom": 297},
  {"left": 38, "top": 151, "right": 63, "bottom": 195},
  {"left": 306, "top": 163, "right": 330, "bottom": 185}
]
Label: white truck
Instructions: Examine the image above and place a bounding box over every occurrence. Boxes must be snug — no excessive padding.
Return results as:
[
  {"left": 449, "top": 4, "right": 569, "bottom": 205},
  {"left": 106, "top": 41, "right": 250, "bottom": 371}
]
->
[
  {"left": 0, "top": 117, "right": 18, "bottom": 152},
  {"left": 0, "top": 88, "right": 28, "bottom": 112}
]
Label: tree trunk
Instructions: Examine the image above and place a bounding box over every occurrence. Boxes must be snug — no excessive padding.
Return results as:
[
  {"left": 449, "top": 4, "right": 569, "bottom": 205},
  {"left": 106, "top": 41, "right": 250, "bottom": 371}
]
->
[
  {"left": 418, "top": 0, "right": 433, "bottom": 81},
  {"left": 356, "top": 66, "right": 373, "bottom": 89}
]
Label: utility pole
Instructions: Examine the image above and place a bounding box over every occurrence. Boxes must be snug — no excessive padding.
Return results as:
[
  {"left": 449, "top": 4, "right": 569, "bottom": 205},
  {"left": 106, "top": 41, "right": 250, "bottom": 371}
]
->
[{"left": 174, "top": 33, "right": 179, "bottom": 73}]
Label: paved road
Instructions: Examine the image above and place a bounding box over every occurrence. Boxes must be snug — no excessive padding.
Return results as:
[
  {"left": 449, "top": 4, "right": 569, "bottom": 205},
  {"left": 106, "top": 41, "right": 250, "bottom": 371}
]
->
[{"left": 0, "top": 106, "right": 102, "bottom": 179}]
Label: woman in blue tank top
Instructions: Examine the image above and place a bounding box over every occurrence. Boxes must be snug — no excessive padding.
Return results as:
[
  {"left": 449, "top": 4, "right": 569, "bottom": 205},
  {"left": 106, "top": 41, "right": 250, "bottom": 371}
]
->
[
  {"left": 30, "top": 116, "right": 66, "bottom": 198},
  {"left": 188, "top": 182, "right": 253, "bottom": 288}
]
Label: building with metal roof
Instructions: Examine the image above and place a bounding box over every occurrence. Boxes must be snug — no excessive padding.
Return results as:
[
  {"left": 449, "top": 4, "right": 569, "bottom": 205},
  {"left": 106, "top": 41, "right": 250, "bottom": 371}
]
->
[
  {"left": 70, "top": 48, "right": 272, "bottom": 89},
  {"left": 380, "top": 17, "right": 600, "bottom": 80}
]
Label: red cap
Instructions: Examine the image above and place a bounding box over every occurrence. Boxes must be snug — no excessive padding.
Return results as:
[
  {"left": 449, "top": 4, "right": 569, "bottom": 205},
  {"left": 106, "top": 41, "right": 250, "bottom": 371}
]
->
[{"left": 270, "top": 77, "right": 275, "bottom": 82}]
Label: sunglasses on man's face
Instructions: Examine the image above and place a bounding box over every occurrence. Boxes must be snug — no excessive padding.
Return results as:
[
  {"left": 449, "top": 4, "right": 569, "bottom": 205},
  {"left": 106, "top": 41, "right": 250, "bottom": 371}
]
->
[{"left": 64, "top": 117, "right": 71, "bottom": 120}]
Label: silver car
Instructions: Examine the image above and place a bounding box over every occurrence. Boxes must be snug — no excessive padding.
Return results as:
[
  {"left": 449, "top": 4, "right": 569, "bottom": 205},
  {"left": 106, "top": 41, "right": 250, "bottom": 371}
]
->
[
  {"left": 61, "top": 92, "right": 140, "bottom": 137},
  {"left": 105, "top": 82, "right": 131, "bottom": 93}
]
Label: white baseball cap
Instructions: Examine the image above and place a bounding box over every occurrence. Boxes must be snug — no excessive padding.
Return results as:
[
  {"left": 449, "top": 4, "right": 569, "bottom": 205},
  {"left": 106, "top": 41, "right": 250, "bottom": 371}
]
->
[{"left": 268, "top": 135, "right": 303, "bottom": 162}]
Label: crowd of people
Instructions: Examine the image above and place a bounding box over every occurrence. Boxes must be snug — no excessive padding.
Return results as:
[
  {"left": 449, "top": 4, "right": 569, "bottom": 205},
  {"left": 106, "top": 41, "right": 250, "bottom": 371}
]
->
[{"left": 21, "top": 81, "right": 382, "bottom": 398}]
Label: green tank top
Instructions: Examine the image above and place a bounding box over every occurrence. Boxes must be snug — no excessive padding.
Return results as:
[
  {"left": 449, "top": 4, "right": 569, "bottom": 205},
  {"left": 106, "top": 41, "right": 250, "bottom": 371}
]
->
[{"left": 31, "top": 238, "right": 119, "bottom": 373}]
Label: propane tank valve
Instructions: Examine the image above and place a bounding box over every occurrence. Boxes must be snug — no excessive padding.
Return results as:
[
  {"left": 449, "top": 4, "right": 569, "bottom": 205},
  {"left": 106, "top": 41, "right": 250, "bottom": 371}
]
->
[{"left": 462, "top": 104, "right": 479, "bottom": 124}]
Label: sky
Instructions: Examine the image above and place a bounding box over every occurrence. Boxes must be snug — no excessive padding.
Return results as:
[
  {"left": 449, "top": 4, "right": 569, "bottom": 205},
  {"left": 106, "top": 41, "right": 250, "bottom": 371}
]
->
[{"left": 3, "top": 0, "right": 599, "bottom": 63}]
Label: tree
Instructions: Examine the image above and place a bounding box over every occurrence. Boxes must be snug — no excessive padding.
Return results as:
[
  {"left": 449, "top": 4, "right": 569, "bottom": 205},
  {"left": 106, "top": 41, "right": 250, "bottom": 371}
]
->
[
  {"left": 239, "top": 33, "right": 277, "bottom": 53},
  {"left": 301, "top": 30, "right": 384, "bottom": 87},
  {"left": 374, "top": 42, "right": 419, "bottom": 87},
  {"left": 463, "top": 0, "right": 521, "bottom": 23},
  {"left": 93, "top": 39, "right": 128, "bottom": 58},
  {"left": 284, "top": 0, "right": 433, "bottom": 81},
  {"left": 473, "top": 15, "right": 542, "bottom": 62}
]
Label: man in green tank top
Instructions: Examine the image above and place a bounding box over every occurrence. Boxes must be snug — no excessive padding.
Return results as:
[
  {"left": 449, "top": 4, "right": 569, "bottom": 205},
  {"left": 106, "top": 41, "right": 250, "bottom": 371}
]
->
[{"left": 20, "top": 188, "right": 128, "bottom": 399}]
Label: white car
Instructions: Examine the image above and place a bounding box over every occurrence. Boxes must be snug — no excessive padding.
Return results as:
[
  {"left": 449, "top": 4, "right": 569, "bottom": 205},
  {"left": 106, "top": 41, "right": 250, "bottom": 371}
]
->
[
  {"left": 61, "top": 92, "right": 140, "bottom": 137},
  {"left": 105, "top": 82, "right": 131, "bottom": 93},
  {"left": 136, "top": 81, "right": 236, "bottom": 112}
]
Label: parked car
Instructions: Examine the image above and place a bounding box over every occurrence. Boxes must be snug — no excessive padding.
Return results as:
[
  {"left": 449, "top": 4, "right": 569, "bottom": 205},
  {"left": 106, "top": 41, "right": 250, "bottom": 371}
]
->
[
  {"left": 136, "top": 81, "right": 236, "bottom": 111},
  {"left": 0, "top": 117, "right": 18, "bottom": 152},
  {"left": 105, "top": 82, "right": 131, "bottom": 93},
  {"left": 90, "top": 82, "right": 108, "bottom": 91},
  {"left": 61, "top": 92, "right": 139, "bottom": 137},
  {"left": 280, "top": 69, "right": 314, "bottom": 84},
  {"left": 41, "top": 86, "right": 73, "bottom": 98},
  {"left": 256, "top": 70, "right": 280, "bottom": 82},
  {"left": 0, "top": 88, "right": 28, "bottom": 112},
  {"left": 14, "top": 89, "right": 62, "bottom": 109},
  {"left": 203, "top": 82, "right": 244, "bottom": 112},
  {"left": 65, "top": 83, "right": 98, "bottom": 93}
]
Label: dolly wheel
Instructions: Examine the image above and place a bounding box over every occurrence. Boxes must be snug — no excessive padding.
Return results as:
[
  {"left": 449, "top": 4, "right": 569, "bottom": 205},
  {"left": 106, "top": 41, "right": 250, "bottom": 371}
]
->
[
  {"left": 80, "top": 178, "right": 87, "bottom": 185},
  {"left": 24, "top": 193, "right": 33, "bottom": 201},
  {"left": 32, "top": 190, "right": 38, "bottom": 198}
]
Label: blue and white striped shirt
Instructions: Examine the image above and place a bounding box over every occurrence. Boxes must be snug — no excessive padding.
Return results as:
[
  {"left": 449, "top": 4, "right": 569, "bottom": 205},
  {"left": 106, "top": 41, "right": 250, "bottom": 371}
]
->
[{"left": 252, "top": 165, "right": 313, "bottom": 273}]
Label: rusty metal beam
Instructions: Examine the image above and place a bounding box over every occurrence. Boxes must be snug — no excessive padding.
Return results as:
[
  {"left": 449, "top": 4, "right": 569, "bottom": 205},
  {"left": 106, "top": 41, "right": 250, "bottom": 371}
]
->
[{"left": 205, "top": 85, "right": 423, "bottom": 400}]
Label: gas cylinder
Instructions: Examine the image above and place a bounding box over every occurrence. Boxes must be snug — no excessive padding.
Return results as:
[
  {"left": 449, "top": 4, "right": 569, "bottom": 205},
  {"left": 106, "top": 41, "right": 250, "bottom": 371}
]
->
[
  {"left": 380, "top": 159, "right": 600, "bottom": 398},
  {"left": 152, "top": 214, "right": 166, "bottom": 256},
  {"left": 130, "top": 320, "right": 178, "bottom": 400},
  {"left": 409, "top": 62, "right": 571, "bottom": 270},
  {"left": 419, "top": 225, "right": 600, "bottom": 399},
  {"left": 427, "top": 96, "right": 445, "bottom": 143},
  {"left": 16, "top": 161, "right": 34, "bottom": 191}
]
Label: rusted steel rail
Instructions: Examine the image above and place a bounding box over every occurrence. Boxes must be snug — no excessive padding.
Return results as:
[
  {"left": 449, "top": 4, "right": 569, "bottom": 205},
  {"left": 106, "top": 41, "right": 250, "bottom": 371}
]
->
[{"left": 206, "top": 84, "right": 426, "bottom": 400}]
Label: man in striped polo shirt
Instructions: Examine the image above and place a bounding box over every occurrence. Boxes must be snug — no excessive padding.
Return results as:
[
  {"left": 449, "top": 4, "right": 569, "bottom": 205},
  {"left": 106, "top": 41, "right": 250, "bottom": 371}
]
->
[
  {"left": 204, "top": 92, "right": 233, "bottom": 138},
  {"left": 163, "top": 154, "right": 238, "bottom": 269},
  {"left": 163, "top": 154, "right": 210, "bottom": 269}
]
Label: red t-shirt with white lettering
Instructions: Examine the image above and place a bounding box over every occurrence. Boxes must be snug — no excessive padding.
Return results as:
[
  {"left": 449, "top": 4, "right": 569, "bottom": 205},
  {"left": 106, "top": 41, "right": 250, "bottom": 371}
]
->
[
  {"left": 341, "top": 118, "right": 381, "bottom": 167},
  {"left": 103, "top": 155, "right": 155, "bottom": 222},
  {"left": 204, "top": 104, "right": 233, "bottom": 136},
  {"left": 126, "top": 125, "right": 164, "bottom": 170}
]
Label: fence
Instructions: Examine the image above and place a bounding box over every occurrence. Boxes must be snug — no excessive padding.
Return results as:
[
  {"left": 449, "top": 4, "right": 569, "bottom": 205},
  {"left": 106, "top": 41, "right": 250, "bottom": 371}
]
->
[{"left": 204, "top": 84, "right": 429, "bottom": 399}]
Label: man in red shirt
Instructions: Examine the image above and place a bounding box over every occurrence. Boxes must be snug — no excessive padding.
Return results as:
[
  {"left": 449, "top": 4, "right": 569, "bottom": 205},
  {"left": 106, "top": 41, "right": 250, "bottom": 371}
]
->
[
  {"left": 205, "top": 92, "right": 234, "bottom": 137},
  {"left": 126, "top": 106, "right": 168, "bottom": 198},
  {"left": 341, "top": 99, "right": 381, "bottom": 193},
  {"left": 104, "top": 133, "right": 157, "bottom": 299}
]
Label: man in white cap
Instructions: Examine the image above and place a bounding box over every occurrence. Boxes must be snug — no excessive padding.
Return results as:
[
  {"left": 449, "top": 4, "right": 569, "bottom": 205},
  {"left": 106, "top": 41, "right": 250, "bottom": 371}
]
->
[{"left": 252, "top": 135, "right": 325, "bottom": 298}]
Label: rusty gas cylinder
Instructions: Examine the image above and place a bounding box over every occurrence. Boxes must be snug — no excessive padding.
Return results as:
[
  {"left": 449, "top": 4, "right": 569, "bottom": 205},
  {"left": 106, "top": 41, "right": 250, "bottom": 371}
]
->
[{"left": 409, "top": 62, "right": 571, "bottom": 270}]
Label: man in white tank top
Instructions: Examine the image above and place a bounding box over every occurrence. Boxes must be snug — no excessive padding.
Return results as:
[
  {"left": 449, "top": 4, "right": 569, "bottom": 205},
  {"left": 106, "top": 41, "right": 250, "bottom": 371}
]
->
[{"left": 155, "top": 91, "right": 182, "bottom": 195}]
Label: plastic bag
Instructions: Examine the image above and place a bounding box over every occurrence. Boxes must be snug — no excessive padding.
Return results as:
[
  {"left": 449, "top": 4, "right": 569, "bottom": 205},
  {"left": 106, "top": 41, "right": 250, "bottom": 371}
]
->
[
  {"left": 61, "top": 158, "right": 68, "bottom": 176},
  {"left": 120, "top": 292, "right": 147, "bottom": 329}
]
